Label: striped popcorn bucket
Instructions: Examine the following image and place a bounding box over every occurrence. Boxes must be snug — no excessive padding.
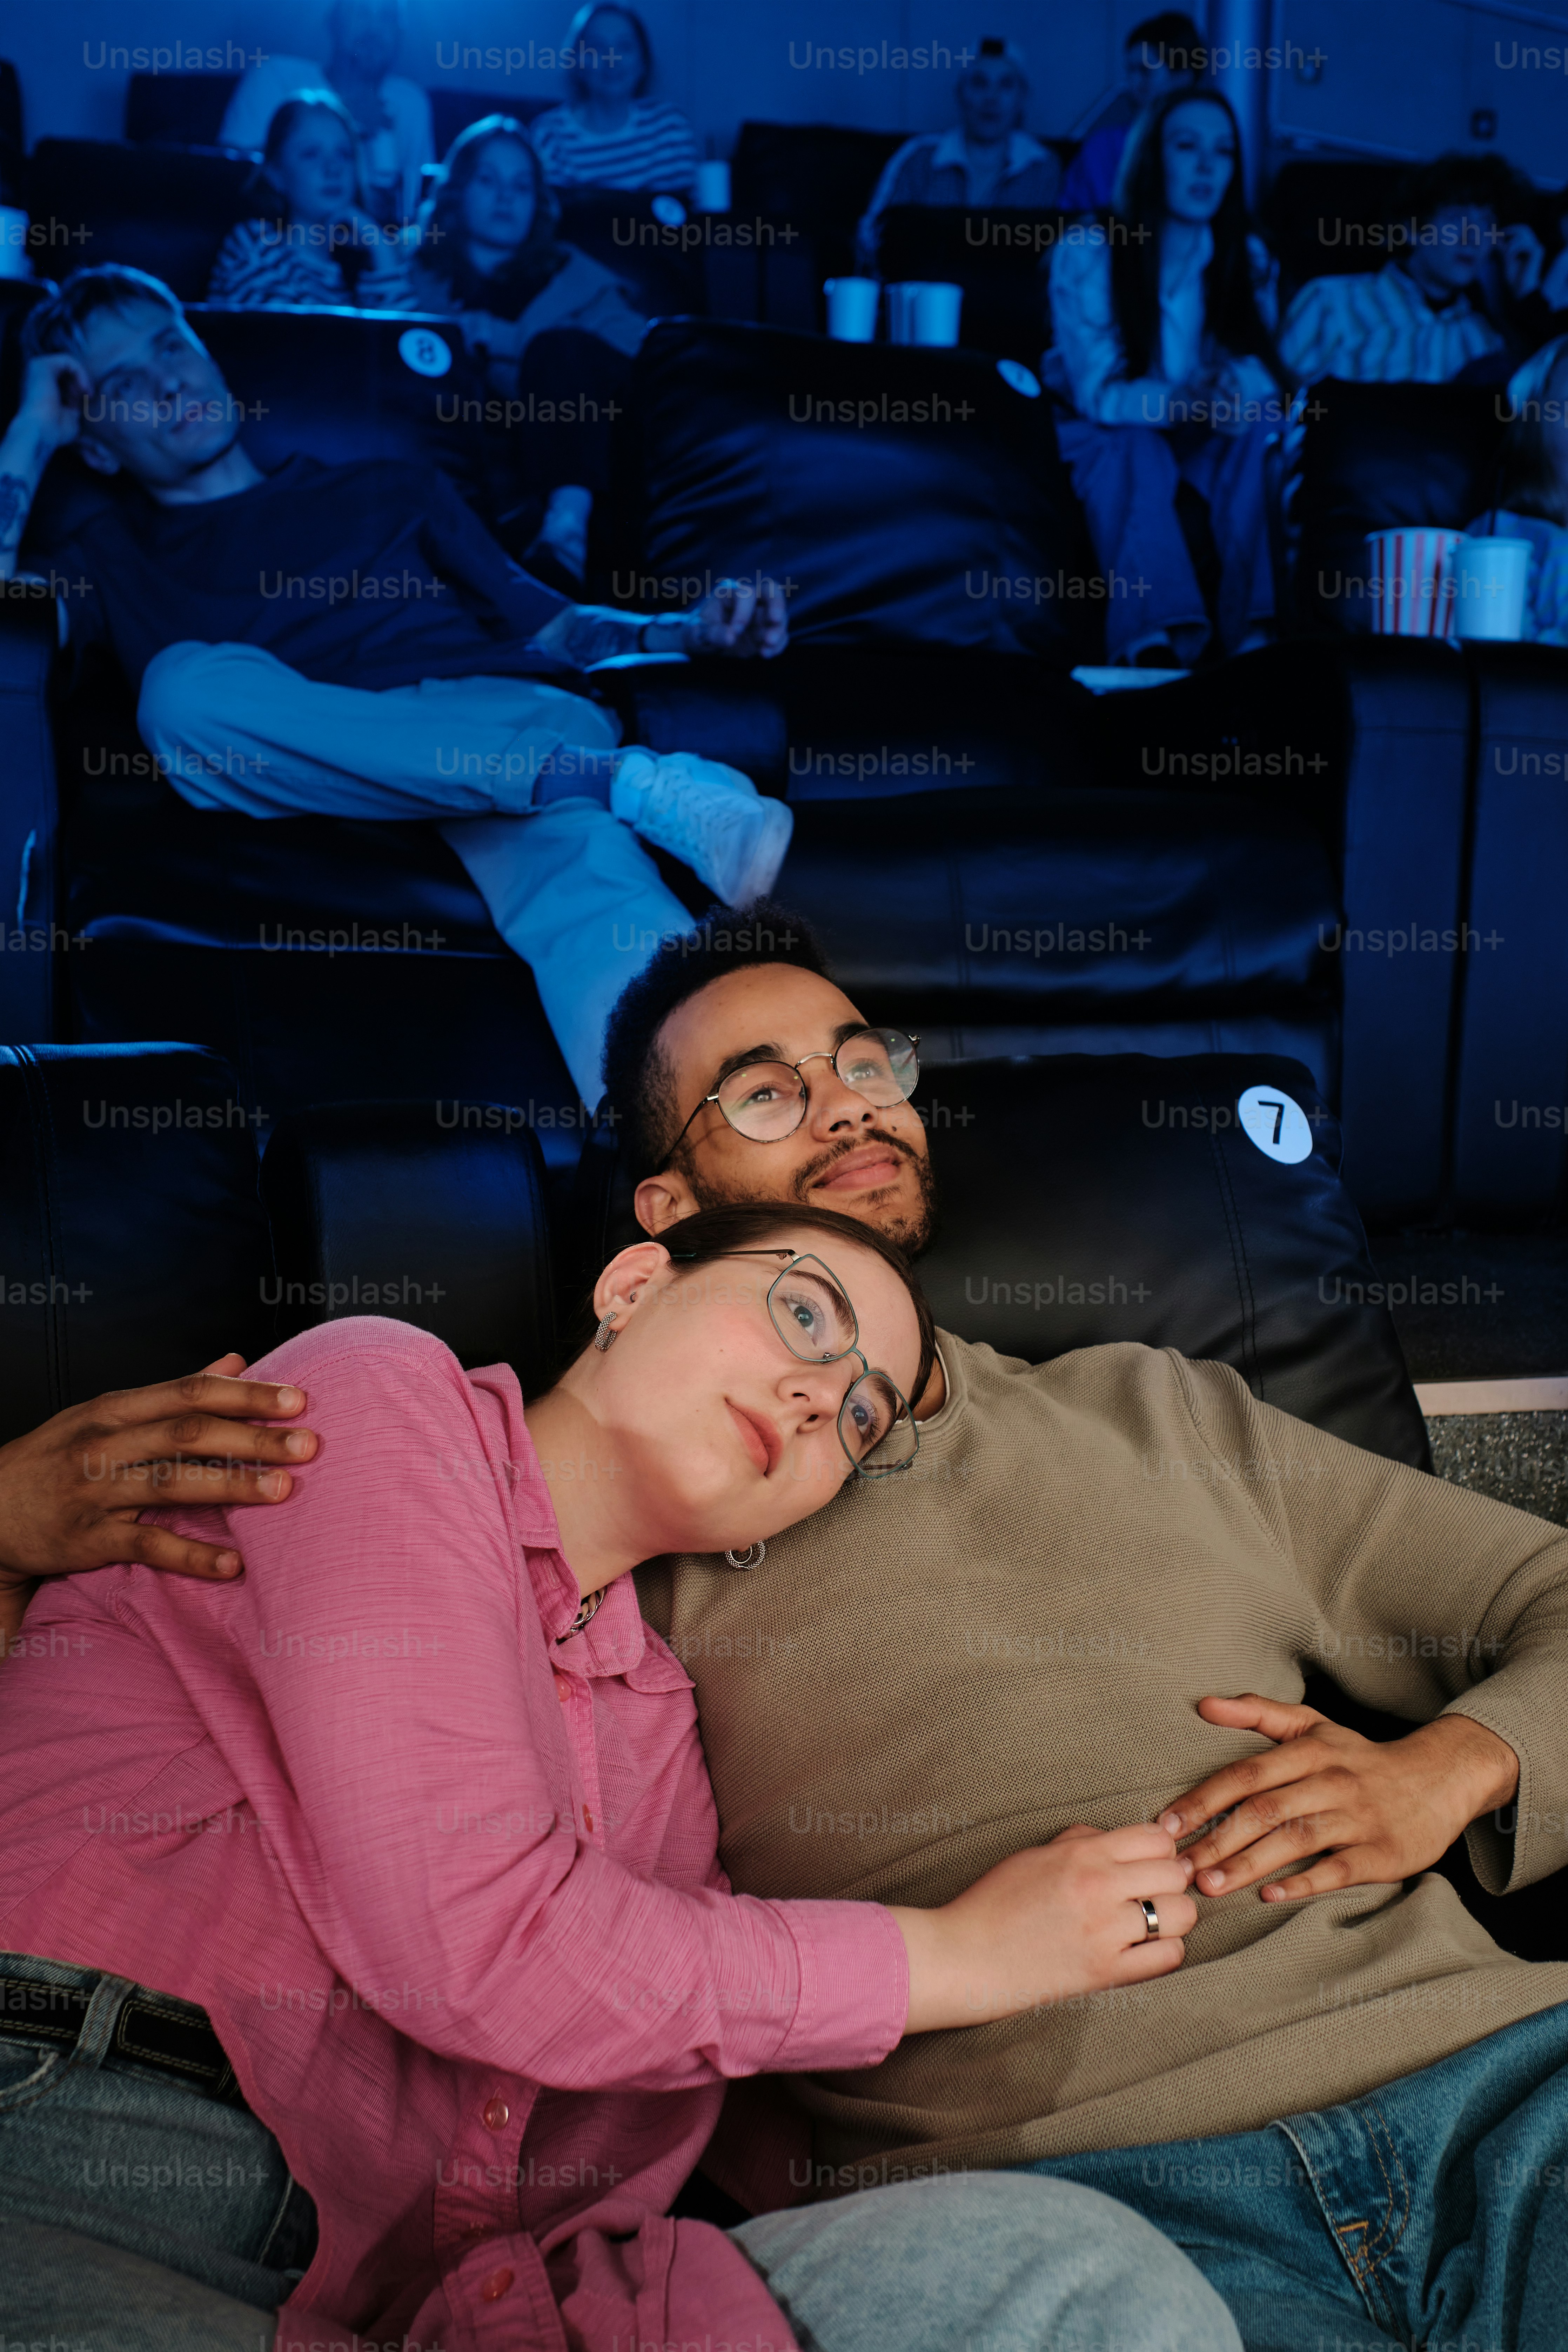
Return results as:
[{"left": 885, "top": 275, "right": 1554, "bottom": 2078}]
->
[{"left": 1365, "top": 527, "right": 1465, "bottom": 639}]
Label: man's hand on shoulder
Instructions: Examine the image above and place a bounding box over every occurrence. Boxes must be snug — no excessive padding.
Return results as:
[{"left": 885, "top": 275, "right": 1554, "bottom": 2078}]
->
[
  {"left": 0, "top": 1356, "right": 319, "bottom": 1646},
  {"left": 1160, "top": 1692, "right": 1521, "bottom": 1903}
]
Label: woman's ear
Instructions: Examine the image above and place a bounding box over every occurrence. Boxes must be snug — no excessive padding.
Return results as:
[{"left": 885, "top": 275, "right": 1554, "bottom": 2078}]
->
[{"left": 590, "top": 1238, "right": 671, "bottom": 1334}]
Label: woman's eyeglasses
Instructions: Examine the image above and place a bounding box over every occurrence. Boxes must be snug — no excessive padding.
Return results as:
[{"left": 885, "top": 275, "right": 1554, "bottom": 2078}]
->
[
  {"left": 663, "top": 1029, "right": 920, "bottom": 1159},
  {"left": 667, "top": 1248, "right": 919, "bottom": 1479}
]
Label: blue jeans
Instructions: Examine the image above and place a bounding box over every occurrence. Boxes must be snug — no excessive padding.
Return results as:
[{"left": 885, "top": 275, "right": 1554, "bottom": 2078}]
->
[
  {"left": 1055, "top": 413, "right": 1275, "bottom": 662},
  {"left": 0, "top": 1953, "right": 313, "bottom": 2347},
  {"left": 135, "top": 642, "right": 695, "bottom": 1106},
  {"left": 0, "top": 1951, "right": 1241, "bottom": 2352},
  {"left": 1021, "top": 2003, "right": 1568, "bottom": 2352}
]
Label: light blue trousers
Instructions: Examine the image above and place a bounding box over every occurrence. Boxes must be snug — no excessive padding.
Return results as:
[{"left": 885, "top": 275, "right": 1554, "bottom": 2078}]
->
[
  {"left": 0, "top": 1953, "right": 1240, "bottom": 2352},
  {"left": 135, "top": 641, "right": 695, "bottom": 1106}
]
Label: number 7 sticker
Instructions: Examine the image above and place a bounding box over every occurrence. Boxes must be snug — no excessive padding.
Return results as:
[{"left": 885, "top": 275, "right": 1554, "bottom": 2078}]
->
[{"left": 1237, "top": 1084, "right": 1314, "bottom": 1164}]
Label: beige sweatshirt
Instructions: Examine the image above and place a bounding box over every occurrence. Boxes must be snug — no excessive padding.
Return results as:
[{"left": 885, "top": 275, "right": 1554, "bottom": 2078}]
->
[{"left": 637, "top": 1338, "right": 1568, "bottom": 2187}]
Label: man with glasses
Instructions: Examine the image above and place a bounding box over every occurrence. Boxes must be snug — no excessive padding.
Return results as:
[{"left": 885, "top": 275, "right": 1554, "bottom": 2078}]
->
[{"left": 595, "top": 903, "right": 1568, "bottom": 2352}]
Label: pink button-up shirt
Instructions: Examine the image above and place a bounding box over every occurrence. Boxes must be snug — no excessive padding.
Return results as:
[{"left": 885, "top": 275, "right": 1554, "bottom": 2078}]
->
[{"left": 0, "top": 1319, "right": 908, "bottom": 2350}]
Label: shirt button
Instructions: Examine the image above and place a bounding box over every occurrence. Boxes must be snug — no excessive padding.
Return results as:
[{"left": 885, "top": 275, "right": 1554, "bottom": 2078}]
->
[
  {"left": 554, "top": 1674, "right": 571, "bottom": 1702},
  {"left": 583, "top": 1806, "right": 595, "bottom": 1831},
  {"left": 481, "top": 2266, "right": 515, "bottom": 2302},
  {"left": 482, "top": 2097, "right": 510, "bottom": 2132}
]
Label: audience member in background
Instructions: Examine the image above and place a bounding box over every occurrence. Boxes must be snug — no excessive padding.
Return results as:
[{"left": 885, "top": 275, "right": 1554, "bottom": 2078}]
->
[
  {"left": 529, "top": 4, "right": 698, "bottom": 198},
  {"left": 856, "top": 38, "right": 1060, "bottom": 271},
  {"left": 1047, "top": 88, "right": 1288, "bottom": 668},
  {"left": 1279, "top": 152, "right": 1530, "bottom": 387},
  {"left": 1463, "top": 333, "right": 1568, "bottom": 642},
  {"left": 1, "top": 266, "right": 791, "bottom": 1111},
  {"left": 220, "top": 0, "right": 433, "bottom": 222},
  {"left": 410, "top": 114, "right": 645, "bottom": 579},
  {"left": 208, "top": 93, "right": 417, "bottom": 310},
  {"left": 1058, "top": 11, "right": 1201, "bottom": 215}
]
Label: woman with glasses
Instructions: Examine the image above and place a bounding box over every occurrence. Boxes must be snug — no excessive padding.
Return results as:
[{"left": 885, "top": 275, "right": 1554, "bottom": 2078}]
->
[{"left": 0, "top": 1203, "right": 1226, "bottom": 2352}]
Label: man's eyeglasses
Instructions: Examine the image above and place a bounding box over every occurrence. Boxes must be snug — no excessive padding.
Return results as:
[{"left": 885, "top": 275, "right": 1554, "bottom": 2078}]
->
[
  {"left": 664, "top": 1028, "right": 920, "bottom": 1161},
  {"left": 667, "top": 1248, "right": 919, "bottom": 1478}
]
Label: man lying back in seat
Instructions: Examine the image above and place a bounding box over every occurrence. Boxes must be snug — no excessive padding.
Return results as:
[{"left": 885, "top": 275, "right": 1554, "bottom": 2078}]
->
[
  {"left": 602, "top": 909, "right": 1568, "bottom": 2352},
  {"left": 4, "top": 911, "right": 1567, "bottom": 2349},
  {"left": 0, "top": 264, "right": 791, "bottom": 1106}
]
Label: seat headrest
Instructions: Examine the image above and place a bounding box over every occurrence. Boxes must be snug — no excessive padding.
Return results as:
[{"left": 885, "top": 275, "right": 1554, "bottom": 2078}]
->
[
  {"left": 576, "top": 1051, "right": 1427, "bottom": 1468},
  {"left": 0, "top": 1043, "right": 274, "bottom": 1441},
  {"left": 911, "top": 1054, "right": 1427, "bottom": 1464},
  {"left": 261, "top": 1101, "right": 558, "bottom": 1393}
]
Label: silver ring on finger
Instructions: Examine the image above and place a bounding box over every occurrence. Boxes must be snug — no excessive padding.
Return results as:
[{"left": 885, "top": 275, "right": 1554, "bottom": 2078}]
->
[{"left": 1138, "top": 1898, "right": 1160, "bottom": 1940}]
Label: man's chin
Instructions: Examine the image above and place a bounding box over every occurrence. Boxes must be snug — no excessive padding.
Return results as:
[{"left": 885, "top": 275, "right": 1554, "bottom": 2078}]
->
[{"left": 804, "top": 1174, "right": 934, "bottom": 1257}]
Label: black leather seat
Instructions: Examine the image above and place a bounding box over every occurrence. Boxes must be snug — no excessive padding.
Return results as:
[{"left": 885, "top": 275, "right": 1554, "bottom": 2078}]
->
[
  {"left": 871, "top": 205, "right": 1060, "bottom": 358},
  {"left": 1291, "top": 379, "right": 1505, "bottom": 635},
  {"left": 730, "top": 119, "right": 905, "bottom": 286},
  {"left": 23, "top": 138, "right": 257, "bottom": 303},
  {"left": 601, "top": 319, "right": 1099, "bottom": 660},
  {"left": 1262, "top": 159, "right": 1411, "bottom": 306}
]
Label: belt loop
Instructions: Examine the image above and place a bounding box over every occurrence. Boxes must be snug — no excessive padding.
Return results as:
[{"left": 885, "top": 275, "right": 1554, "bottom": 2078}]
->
[{"left": 67, "top": 1972, "right": 140, "bottom": 2076}]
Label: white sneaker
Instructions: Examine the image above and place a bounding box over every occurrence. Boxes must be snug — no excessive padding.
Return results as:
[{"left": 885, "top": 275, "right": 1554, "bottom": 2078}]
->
[{"left": 611, "top": 747, "right": 793, "bottom": 907}]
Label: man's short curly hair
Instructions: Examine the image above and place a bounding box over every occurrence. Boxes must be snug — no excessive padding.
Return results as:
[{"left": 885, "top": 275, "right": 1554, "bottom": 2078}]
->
[{"left": 600, "top": 901, "right": 834, "bottom": 1182}]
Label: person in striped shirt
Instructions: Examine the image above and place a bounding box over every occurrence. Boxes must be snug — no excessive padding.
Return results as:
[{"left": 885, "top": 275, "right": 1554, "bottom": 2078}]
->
[
  {"left": 207, "top": 92, "right": 418, "bottom": 311},
  {"left": 529, "top": 3, "right": 698, "bottom": 196},
  {"left": 1279, "top": 152, "right": 1532, "bottom": 388}
]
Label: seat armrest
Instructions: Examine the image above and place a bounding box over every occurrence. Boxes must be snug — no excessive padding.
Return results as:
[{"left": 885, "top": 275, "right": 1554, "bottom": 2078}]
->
[
  {"left": 1092, "top": 639, "right": 1473, "bottom": 1224},
  {"left": 0, "top": 597, "right": 65, "bottom": 1042}
]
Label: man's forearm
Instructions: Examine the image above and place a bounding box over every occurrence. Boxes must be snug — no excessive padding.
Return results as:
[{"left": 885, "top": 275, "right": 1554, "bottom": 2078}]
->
[
  {"left": 530, "top": 603, "right": 683, "bottom": 669},
  {"left": 0, "top": 420, "right": 54, "bottom": 582}
]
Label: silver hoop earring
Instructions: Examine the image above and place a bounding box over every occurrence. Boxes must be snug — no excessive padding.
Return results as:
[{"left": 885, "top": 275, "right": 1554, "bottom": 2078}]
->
[
  {"left": 593, "top": 1311, "right": 619, "bottom": 1351},
  {"left": 723, "top": 1541, "right": 766, "bottom": 1571}
]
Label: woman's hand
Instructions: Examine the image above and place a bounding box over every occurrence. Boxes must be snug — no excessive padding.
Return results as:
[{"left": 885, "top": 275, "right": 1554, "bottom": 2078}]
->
[
  {"left": 0, "top": 1357, "right": 319, "bottom": 1638},
  {"left": 893, "top": 1822, "right": 1197, "bottom": 2031},
  {"left": 1161, "top": 1693, "right": 1520, "bottom": 1903}
]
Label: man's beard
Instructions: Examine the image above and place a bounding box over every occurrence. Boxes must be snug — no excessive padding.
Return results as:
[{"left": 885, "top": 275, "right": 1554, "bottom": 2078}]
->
[{"left": 679, "top": 1126, "right": 940, "bottom": 1258}]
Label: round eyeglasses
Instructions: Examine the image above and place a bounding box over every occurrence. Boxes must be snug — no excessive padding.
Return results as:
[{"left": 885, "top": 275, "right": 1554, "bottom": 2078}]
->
[
  {"left": 668, "top": 1247, "right": 920, "bottom": 1478},
  {"left": 665, "top": 1028, "right": 920, "bottom": 1160}
]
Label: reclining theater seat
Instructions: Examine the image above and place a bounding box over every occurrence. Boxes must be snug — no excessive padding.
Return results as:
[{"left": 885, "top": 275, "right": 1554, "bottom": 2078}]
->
[{"left": 0, "top": 1045, "right": 560, "bottom": 1446}]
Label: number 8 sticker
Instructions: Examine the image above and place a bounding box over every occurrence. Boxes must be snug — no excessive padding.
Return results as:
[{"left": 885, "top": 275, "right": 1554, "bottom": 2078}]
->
[{"left": 1237, "top": 1084, "right": 1314, "bottom": 1164}]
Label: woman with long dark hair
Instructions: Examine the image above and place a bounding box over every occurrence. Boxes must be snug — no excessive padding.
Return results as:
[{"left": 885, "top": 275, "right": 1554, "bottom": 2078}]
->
[
  {"left": 1047, "top": 87, "right": 1291, "bottom": 667},
  {"left": 0, "top": 1204, "right": 1224, "bottom": 2352}
]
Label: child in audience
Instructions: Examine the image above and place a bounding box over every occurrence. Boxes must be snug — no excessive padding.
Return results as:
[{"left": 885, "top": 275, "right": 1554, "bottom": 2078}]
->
[
  {"left": 1466, "top": 333, "right": 1568, "bottom": 641},
  {"left": 411, "top": 115, "right": 646, "bottom": 581},
  {"left": 529, "top": 4, "right": 698, "bottom": 196},
  {"left": 220, "top": 0, "right": 433, "bottom": 223},
  {"left": 208, "top": 92, "right": 417, "bottom": 310},
  {"left": 1047, "top": 86, "right": 1288, "bottom": 667}
]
